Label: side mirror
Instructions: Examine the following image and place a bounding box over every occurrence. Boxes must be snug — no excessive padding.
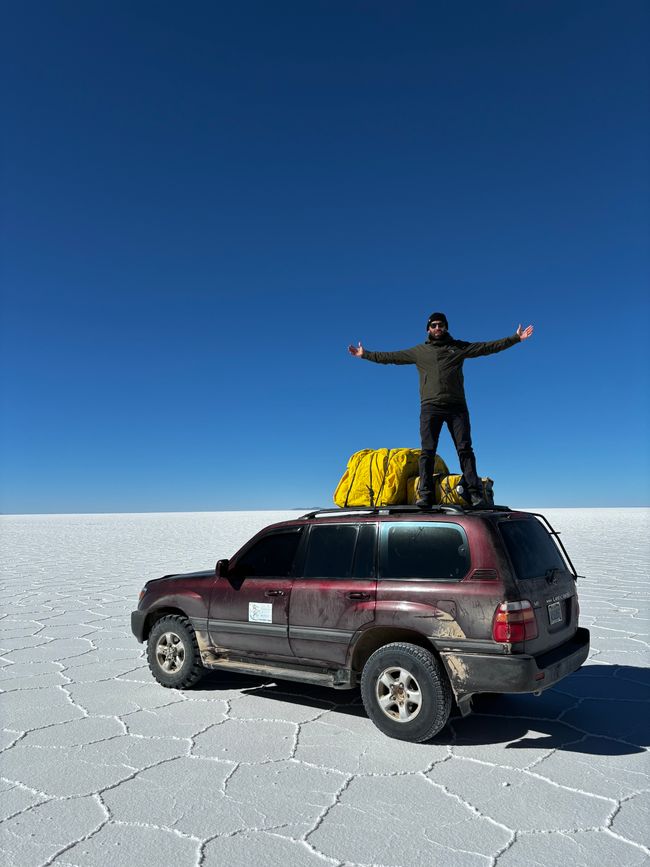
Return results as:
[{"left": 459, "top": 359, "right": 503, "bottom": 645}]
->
[{"left": 215, "top": 558, "right": 229, "bottom": 577}]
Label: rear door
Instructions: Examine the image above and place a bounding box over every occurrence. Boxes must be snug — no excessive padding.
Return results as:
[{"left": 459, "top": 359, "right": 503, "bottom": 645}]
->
[
  {"left": 497, "top": 515, "right": 578, "bottom": 653},
  {"left": 288, "top": 522, "right": 377, "bottom": 665}
]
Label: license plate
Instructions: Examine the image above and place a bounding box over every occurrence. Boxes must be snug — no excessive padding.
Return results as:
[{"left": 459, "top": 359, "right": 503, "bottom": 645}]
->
[{"left": 548, "top": 601, "right": 563, "bottom": 625}]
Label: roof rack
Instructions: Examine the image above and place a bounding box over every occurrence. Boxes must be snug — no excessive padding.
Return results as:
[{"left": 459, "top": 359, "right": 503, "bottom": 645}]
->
[
  {"left": 300, "top": 504, "right": 513, "bottom": 520},
  {"left": 301, "top": 505, "right": 465, "bottom": 519}
]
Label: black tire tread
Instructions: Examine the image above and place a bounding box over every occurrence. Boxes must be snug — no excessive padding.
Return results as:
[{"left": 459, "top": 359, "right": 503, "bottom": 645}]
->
[
  {"left": 360, "top": 641, "right": 452, "bottom": 743},
  {"left": 147, "top": 614, "right": 204, "bottom": 689}
]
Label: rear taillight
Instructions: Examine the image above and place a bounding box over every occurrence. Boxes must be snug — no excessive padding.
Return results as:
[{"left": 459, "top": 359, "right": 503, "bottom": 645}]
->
[{"left": 493, "top": 600, "right": 538, "bottom": 642}]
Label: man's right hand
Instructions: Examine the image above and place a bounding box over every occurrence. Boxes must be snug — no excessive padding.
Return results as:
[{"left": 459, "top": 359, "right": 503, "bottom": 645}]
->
[{"left": 348, "top": 342, "right": 365, "bottom": 357}]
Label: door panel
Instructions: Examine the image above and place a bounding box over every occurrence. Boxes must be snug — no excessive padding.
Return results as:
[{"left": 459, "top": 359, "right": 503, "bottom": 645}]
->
[
  {"left": 288, "top": 523, "right": 377, "bottom": 665},
  {"left": 207, "top": 528, "right": 302, "bottom": 660},
  {"left": 208, "top": 575, "right": 293, "bottom": 658},
  {"left": 289, "top": 578, "right": 375, "bottom": 664}
]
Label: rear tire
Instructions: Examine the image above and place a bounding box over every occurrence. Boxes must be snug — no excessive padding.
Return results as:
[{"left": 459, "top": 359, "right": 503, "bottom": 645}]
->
[
  {"left": 360, "top": 642, "right": 452, "bottom": 742},
  {"left": 147, "top": 615, "right": 204, "bottom": 689}
]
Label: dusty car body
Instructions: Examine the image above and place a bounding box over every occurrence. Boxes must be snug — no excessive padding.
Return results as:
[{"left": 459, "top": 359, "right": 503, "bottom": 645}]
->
[{"left": 132, "top": 505, "right": 589, "bottom": 742}]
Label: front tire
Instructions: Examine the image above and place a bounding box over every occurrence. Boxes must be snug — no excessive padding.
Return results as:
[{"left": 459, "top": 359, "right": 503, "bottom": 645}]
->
[
  {"left": 360, "top": 642, "right": 452, "bottom": 742},
  {"left": 147, "top": 615, "right": 204, "bottom": 689}
]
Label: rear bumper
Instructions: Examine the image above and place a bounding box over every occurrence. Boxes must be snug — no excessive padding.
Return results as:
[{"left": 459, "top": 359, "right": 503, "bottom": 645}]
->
[
  {"left": 439, "top": 627, "right": 590, "bottom": 700},
  {"left": 131, "top": 610, "right": 146, "bottom": 643}
]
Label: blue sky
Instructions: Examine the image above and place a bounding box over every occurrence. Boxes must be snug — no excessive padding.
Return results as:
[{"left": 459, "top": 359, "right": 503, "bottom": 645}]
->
[{"left": 1, "top": 1, "right": 648, "bottom": 513}]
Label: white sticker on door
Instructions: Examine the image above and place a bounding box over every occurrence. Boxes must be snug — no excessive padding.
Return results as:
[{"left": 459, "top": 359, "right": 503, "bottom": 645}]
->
[{"left": 248, "top": 602, "right": 272, "bottom": 623}]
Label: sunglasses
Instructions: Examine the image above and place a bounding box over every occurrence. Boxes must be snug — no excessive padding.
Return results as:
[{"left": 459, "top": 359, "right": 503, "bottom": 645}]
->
[{"left": 429, "top": 322, "right": 447, "bottom": 330}]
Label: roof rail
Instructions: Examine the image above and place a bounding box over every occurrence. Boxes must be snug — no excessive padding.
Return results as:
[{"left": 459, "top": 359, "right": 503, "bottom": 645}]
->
[
  {"left": 300, "top": 505, "right": 468, "bottom": 520},
  {"left": 300, "top": 503, "right": 514, "bottom": 520}
]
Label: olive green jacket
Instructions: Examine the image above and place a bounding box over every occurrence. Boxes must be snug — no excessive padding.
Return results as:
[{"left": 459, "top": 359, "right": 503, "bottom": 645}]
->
[{"left": 363, "top": 333, "right": 520, "bottom": 407}]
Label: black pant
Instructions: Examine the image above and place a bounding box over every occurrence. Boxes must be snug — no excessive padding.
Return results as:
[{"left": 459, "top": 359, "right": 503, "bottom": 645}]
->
[{"left": 418, "top": 403, "right": 481, "bottom": 497}]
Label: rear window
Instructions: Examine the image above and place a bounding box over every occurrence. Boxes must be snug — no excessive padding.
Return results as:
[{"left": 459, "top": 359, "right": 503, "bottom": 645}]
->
[
  {"left": 499, "top": 519, "right": 566, "bottom": 580},
  {"left": 380, "top": 522, "right": 470, "bottom": 581}
]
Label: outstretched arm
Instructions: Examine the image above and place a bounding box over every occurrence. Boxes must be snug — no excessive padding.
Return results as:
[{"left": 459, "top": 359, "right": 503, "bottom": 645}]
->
[
  {"left": 347, "top": 343, "right": 417, "bottom": 365},
  {"left": 461, "top": 324, "right": 534, "bottom": 358}
]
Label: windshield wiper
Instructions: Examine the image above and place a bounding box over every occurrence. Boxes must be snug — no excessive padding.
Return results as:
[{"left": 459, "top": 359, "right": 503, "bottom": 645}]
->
[{"left": 544, "top": 567, "right": 561, "bottom": 584}]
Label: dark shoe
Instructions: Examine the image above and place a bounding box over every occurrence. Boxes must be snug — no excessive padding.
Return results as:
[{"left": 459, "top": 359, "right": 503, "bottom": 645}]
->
[
  {"left": 470, "top": 493, "right": 489, "bottom": 509},
  {"left": 416, "top": 495, "right": 433, "bottom": 509}
]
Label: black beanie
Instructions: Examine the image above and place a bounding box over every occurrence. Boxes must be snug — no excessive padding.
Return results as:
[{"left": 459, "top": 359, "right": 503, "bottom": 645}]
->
[{"left": 427, "top": 312, "right": 448, "bottom": 330}]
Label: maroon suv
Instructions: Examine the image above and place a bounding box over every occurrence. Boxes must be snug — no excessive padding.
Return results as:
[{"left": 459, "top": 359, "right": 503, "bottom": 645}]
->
[{"left": 131, "top": 505, "right": 589, "bottom": 742}]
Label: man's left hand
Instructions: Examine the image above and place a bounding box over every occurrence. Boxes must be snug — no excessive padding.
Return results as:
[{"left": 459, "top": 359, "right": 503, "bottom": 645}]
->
[{"left": 517, "top": 324, "right": 534, "bottom": 341}]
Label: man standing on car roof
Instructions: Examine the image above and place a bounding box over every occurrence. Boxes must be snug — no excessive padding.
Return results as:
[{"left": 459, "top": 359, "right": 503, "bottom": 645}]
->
[{"left": 348, "top": 313, "right": 534, "bottom": 508}]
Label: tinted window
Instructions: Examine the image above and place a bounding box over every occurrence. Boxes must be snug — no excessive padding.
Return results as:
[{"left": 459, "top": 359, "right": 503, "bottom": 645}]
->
[
  {"left": 499, "top": 519, "right": 565, "bottom": 580},
  {"left": 380, "top": 522, "right": 470, "bottom": 581},
  {"left": 235, "top": 530, "right": 302, "bottom": 577},
  {"left": 353, "top": 523, "right": 377, "bottom": 578},
  {"left": 303, "top": 525, "right": 358, "bottom": 579}
]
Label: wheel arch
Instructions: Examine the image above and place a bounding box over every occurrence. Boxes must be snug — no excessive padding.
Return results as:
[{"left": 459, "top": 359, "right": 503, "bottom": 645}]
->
[
  {"left": 350, "top": 627, "right": 438, "bottom": 673},
  {"left": 143, "top": 607, "right": 190, "bottom": 641}
]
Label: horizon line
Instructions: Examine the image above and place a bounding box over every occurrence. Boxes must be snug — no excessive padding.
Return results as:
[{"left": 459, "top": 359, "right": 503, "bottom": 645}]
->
[{"left": 2, "top": 505, "right": 649, "bottom": 518}]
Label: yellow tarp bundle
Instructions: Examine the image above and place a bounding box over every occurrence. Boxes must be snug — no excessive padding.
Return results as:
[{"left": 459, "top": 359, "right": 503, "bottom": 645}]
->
[
  {"left": 334, "top": 449, "right": 448, "bottom": 507},
  {"left": 406, "top": 476, "right": 420, "bottom": 505},
  {"left": 436, "top": 474, "right": 494, "bottom": 506},
  {"left": 406, "top": 474, "right": 494, "bottom": 505}
]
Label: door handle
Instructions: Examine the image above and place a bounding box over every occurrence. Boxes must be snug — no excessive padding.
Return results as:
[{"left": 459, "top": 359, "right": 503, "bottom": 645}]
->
[
  {"left": 347, "top": 592, "right": 370, "bottom": 600},
  {"left": 265, "top": 589, "right": 285, "bottom": 597}
]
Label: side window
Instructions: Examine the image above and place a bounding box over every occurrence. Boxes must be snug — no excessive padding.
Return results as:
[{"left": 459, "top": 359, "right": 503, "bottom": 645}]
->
[
  {"left": 234, "top": 530, "right": 302, "bottom": 578},
  {"left": 352, "top": 523, "right": 377, "bottom": 578},
  {"left": 380, "top": 522, "right": 469, "bottom": 581},
  {"left": 303, "top": 525, "right": 359, "bottom": 579}
]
